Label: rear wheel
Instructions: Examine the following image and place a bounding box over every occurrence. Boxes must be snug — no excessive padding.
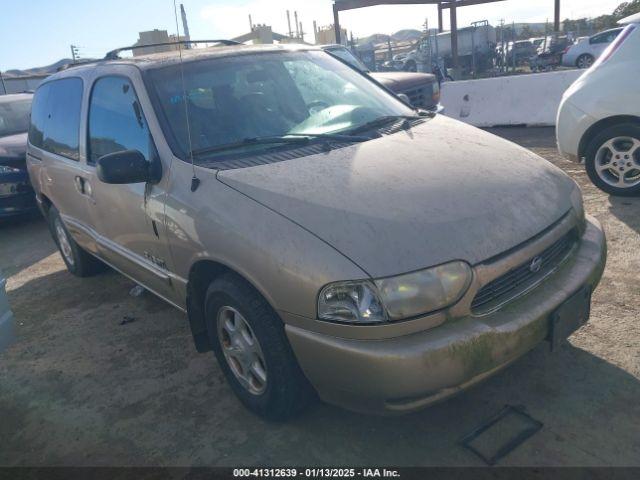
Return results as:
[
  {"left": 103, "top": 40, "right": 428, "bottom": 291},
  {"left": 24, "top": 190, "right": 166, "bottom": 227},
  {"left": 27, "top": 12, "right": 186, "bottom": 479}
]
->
[
  {"left": 204, "top": 273, "right": 315, "bottom": 421},
  {"left": 585, "top": 123, "right": 640, "bottom": 196},
  {"left": 48, "top": 206, "right": 105, "bottom": 277},
  {"left": 576, "top": 54, "right": 594, "bottom": 69}
]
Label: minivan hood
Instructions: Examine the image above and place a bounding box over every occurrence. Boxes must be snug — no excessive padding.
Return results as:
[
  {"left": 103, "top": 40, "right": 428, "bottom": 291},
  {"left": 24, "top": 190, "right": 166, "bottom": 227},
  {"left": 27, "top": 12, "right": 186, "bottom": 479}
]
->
[
  {"left": 371, "top": 71, "right": 436, "bottom": 90},
  {"left": 218, "top": 116, "right": 575, "bottom": 278}
]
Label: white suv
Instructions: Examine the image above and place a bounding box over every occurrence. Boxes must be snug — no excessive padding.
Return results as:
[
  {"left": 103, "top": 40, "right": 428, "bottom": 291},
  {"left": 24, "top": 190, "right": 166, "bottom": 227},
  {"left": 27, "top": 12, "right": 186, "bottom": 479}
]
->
[{"left": 557, "top": 13, "right": 640, "bottom": 196}]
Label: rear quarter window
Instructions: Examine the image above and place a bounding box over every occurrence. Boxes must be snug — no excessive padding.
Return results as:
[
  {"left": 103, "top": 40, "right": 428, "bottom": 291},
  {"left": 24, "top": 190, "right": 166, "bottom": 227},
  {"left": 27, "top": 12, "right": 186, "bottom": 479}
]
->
[{"left": 29, "top": 77, "right": 83, "bottom": 161}]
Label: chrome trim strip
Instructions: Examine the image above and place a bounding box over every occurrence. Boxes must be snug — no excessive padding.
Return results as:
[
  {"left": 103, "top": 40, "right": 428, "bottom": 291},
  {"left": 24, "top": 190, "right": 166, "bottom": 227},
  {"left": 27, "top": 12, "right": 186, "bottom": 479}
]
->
[
  {"left": 61, "top": 215, "right": 171, "bottom": 284},
  {"left": 61, "top": 215, "right": 186, "bottom": 313}
]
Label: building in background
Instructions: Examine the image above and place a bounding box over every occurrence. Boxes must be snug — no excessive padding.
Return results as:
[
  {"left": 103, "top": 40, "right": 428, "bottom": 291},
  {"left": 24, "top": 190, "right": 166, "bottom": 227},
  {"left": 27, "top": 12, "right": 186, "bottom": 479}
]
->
[
  {"left": 132, "top": 29, "right": 188, "bottom": 56},
  {"left": 314, "top": 24, "right": 348, "bottom": 45}
]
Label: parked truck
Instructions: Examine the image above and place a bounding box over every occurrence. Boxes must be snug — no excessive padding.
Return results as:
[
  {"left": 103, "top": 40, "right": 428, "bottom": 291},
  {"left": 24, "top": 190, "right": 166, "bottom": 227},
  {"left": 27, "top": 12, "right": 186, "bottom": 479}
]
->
[{"left": 403, "top": 21, "right": 497, "bottom": 77}]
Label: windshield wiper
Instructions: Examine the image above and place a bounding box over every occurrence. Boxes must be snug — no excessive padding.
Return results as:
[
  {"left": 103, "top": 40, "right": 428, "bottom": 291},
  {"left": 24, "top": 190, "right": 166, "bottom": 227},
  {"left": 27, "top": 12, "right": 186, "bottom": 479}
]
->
[
  {"left": 191, "top": 133, "right": 372, "bottom": 158},
  {"left": 347, "top": 113, "right": 431, "bottom": 135}
]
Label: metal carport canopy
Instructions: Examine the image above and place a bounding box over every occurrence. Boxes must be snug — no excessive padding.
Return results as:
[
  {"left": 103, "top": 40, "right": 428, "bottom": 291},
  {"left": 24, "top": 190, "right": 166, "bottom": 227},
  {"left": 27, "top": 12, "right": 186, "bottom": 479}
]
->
[{"left": 332, "top": 0, "right": 562, "bottom": 69}]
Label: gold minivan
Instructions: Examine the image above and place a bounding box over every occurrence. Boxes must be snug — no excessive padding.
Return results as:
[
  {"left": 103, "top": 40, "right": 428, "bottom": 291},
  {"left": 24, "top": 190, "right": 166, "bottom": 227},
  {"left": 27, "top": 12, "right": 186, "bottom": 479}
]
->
[{"left": 27, "top": 44, "right": 606, "bottom": 420}]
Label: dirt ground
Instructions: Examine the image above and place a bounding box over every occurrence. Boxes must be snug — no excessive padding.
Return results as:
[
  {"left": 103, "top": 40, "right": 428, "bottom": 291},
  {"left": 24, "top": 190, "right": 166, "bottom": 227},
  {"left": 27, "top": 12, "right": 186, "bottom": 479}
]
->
[{"left": 1, "top": 127, "right": 639, "bottom": 467}]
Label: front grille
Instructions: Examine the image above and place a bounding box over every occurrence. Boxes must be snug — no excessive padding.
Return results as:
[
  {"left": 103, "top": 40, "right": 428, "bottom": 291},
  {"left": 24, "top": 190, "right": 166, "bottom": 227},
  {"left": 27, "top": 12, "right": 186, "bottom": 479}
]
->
[
  {"left": 471, "top": 231, "right": 577, "bottom": 314},
  {"left": 403, "top": 86, "right": 432, "bottom": 108}
]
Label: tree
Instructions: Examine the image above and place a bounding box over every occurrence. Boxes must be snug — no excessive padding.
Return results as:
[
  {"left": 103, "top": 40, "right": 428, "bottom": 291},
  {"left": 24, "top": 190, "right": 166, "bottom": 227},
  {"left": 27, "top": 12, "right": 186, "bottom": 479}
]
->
[{"left": 613, "top": 0, "right": 640, "bottom": 18}]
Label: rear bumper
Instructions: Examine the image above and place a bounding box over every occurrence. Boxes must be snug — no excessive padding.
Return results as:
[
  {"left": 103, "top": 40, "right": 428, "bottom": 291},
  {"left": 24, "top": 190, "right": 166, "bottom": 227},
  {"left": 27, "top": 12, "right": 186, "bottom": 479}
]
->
[
  {"left": 0, "top": 173, "right": 37, "bottom": 218},
  {"left": 0, "top": 192, "right": 38, "bottom": 217},
  {"left": 286, "top": 216, "right": 606, "bottom": 415}
]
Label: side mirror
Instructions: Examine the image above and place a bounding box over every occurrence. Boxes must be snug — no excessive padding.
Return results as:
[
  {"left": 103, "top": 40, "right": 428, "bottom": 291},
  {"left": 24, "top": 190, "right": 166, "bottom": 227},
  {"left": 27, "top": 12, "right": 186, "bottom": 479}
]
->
[{"left": 96, "top": 150, "right": 150, "bottom": 184}]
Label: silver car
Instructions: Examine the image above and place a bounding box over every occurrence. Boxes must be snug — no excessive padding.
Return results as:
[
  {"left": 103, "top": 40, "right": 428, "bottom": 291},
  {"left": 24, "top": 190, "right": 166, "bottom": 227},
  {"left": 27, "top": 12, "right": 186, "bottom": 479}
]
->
[
  {"left": 27, "top": 44, "right": 606, "bottom": 419},
  {"left": 562, "top": 27, "right": 624, "bottom": 68}
]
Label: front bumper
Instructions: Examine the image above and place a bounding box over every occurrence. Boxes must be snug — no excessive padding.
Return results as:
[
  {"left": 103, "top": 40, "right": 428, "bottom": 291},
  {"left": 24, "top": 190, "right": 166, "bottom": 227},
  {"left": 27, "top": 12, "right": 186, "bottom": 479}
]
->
[
  {"left": 285, "top": 216, "right": 606, "bottom": 415},
  {"left": 556, "top": 98, "right": 595, "bottom": 163}
]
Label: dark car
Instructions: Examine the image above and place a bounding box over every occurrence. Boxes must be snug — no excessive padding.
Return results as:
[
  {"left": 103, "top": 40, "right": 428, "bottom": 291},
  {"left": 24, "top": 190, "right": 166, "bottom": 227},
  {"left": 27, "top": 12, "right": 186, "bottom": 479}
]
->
[
  {"left": 0, "top": 93, "right": 36, "bottom": 218},
  {"left": 321, "top": 44, "right": 443, "bottom": 112}
]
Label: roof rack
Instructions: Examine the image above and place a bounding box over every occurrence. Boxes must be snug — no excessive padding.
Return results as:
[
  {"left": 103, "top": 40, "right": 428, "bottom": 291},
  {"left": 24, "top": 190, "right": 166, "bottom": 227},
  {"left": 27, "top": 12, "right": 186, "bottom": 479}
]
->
[{"left": 104, "top": 39, "right": 241, "bottom": 60}]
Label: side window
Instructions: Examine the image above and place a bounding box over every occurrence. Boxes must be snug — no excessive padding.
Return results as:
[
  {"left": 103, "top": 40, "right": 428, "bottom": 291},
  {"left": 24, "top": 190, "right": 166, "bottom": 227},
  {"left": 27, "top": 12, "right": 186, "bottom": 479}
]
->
[
  {"left": 88, "top": 76, "right": 152, "bottom": 165},
  {"left": 29, "top": 84, "right": 51, "bottom": 149},
  {"left": 606, "top": 30, "right": 621, "bottom": 43},
  {"left": 44, "top": 78, "right": 83, "bottom": 160},
  {"left": 590, "top": 32, "right": 607, "bottom": 44},
  {"left": 28, "top": 79, "right": 83, "bottom": 160}
]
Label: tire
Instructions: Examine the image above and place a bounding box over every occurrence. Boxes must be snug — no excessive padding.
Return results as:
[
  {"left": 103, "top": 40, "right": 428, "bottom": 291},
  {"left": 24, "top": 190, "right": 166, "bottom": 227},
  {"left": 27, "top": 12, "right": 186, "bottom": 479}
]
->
[
  {"left": 204, "top": 273, "right": 315, "bottom": 421},
  {"left": 576, "top": 54, "right": 594, "bottom": 69},
  {"left": 48, "top": 206, "right": 106, "bottom": 277},
  {"left": 404, "top": 60, "right": 417, "bottom": 72},
  {"left": 584, "top": 123, "right": 640, "bottom": 197}
]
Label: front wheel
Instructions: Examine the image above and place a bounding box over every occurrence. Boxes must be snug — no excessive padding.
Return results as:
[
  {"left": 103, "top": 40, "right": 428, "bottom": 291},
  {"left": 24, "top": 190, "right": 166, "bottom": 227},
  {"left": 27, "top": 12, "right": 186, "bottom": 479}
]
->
[
  {"left": 204, "top": 273, "right": 315, "bottom": 421},
  {"left": 585, "top": 123, "right": 640, "bottom": 196}
]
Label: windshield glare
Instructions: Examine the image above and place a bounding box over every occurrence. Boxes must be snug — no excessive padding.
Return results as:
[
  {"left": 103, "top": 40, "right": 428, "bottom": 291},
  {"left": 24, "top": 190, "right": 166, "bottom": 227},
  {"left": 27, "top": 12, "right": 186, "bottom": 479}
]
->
[
  {"left": 147, "top": 50, "right": 413, "bottom": 160},
  {"left": 0, "top": 99, "right": 32, "bottom": 138}
]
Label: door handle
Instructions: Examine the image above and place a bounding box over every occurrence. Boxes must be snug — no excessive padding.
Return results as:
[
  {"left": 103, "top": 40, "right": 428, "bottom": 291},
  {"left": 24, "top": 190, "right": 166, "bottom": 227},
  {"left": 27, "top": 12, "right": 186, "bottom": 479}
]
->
[
  {"left": 74, "top": 176, "right": 85, "bottom": 194},
  {"left": 74, "top": 176, "right": 93, "bottom": 198}
]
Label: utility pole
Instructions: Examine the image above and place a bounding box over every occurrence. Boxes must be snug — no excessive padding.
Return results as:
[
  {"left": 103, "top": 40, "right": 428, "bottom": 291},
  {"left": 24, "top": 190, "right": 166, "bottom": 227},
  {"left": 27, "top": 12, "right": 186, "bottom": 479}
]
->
[
  {"left": 554, "top": 0, "right": 561, "bottom": 32},
  {"left": 499, "top": 18, "right": 505, "bottom": 73},
  {"left": 287, "top": 11, "right": 293, "bottom": 38},
  {"left": 294, "top": 11, "right": 300, "bottom": 39},
  {"left": 450, "top": 2, "right": 459, "bottom": 76},
  {"left": 70, "top": 45, "right": 79, "bottom": 64}
]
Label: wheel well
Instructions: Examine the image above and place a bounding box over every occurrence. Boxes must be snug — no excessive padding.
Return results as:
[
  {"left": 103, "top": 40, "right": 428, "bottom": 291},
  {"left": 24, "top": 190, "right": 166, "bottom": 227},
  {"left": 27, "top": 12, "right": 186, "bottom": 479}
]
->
[
  {"left": 579, "top": 115, "right": 640, "bottom": 159},
  {"left": 186, "top": 260, "right": 271, "bottom": 353},
  {"left": 39, "top": 193, "right": 53, "bottom": 217}
]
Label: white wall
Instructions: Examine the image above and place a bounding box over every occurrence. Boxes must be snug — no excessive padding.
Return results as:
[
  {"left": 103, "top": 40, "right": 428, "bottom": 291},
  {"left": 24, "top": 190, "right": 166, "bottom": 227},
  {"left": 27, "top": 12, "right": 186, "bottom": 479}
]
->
[{"left": 440, "top": 70, "right": 583, "bottom": 127}]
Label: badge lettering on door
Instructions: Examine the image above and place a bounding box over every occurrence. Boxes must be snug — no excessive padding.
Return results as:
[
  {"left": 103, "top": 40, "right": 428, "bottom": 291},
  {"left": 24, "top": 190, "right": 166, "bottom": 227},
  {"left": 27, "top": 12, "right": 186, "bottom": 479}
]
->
[{"left": 144, "top": 251, "right": 167, "bottom": 270}]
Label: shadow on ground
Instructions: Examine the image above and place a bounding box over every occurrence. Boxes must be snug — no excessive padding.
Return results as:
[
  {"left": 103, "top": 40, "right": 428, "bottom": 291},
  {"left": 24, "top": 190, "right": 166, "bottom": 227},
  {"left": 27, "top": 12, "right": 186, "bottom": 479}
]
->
[
  {"left": 608, "top": 195, "right": 640, "bottom": 236},
  {"left": 1, "top": 266, "right": 639, "bottom": 467}
]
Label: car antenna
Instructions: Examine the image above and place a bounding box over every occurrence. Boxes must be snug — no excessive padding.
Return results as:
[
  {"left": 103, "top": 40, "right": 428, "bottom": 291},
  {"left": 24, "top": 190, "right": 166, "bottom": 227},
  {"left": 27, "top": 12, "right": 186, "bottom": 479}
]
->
[{"left": 173, "top": 0, "right": 200, "bottom": 192}]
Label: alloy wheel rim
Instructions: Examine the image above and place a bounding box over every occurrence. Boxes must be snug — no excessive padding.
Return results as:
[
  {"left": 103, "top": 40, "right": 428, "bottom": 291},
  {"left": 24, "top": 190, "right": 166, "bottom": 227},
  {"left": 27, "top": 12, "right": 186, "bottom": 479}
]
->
[
  {"left": 216, "top": 306, "right": 267, "bottom": 395},
  {"left": 594, "top": 136, "right": 640, "bottom": 189},
  {"left": 54, "top": 218, "right": 75, "bottom": 266},
  {"left": 578, "top": 56, "right": 593, "bottom": 68}
]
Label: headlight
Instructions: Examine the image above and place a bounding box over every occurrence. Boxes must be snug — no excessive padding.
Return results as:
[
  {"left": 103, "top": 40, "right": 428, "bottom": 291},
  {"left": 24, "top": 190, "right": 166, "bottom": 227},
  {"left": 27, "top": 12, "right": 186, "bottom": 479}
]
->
[
  {"left": 432, "top": 82, "right": 440, "bottom": 104},
  {"left": 318, "top": 261, "right": 472, "bottom": 324},
  {"left": 570, "top": 182, "right": 585, "bottom": 228},
  {"left": 0, "top": 165, "right": 21, "bottom": 174},
  {"left": 375, "top": 261, "right": 472, "bottom": 320},
  {"left": 318, "top": 280, "right": 387, "bottom": 324}
]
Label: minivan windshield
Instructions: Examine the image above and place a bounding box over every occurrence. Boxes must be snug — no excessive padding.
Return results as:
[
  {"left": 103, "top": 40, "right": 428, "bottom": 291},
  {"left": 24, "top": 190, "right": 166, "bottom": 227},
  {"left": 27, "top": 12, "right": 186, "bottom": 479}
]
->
[
  {"left": 0, "top": 98, "right": 32, "bottom": 138},
  {"left": 146, "top": 50, "right": 415, "bottom": 161}
]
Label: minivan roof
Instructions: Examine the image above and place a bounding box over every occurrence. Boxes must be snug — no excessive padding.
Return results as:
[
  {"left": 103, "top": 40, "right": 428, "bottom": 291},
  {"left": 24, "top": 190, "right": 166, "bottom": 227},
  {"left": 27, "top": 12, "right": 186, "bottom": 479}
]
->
[{"left": 619, "top": 12, "right": 640, "bottom": 25}]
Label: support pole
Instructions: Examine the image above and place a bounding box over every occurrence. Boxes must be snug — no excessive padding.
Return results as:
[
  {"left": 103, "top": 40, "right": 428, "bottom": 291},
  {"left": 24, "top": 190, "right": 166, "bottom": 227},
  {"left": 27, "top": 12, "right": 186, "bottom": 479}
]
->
[
  {"left": 450, "top": 2, "right": 459, "bottom": 73},
  {"left": 554, "top": 0, "right": 560, "bottom": 32},
  {"left": 438, "top": 2, "right": 443, "bottom": 32},
  {"left": 333, "top": 3, "right": 341, "bottom": 44}
]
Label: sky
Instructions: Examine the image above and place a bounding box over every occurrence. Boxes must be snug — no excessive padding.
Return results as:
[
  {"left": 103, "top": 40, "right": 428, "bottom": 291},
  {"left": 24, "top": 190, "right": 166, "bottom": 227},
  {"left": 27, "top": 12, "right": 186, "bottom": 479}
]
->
[{"left": 1, "top": 0, "right": 624, "bottom": 71}]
